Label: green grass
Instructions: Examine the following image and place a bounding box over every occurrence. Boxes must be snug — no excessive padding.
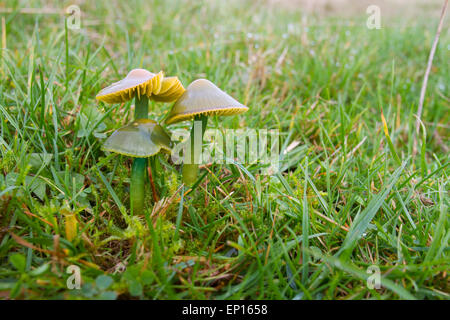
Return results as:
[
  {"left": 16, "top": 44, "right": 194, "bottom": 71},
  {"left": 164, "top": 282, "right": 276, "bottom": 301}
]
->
[{"left": 0, "top": 0, "right": 449, "bottom": 300}]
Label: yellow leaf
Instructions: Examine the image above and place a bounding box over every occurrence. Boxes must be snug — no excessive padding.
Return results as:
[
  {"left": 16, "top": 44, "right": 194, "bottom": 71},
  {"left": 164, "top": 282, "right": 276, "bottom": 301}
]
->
[
  {"left": 381, "top": 111, "right": 390, "bottom": 138},
  {"left": 65, "top": 213, "right": 78, "bottom": 242}
]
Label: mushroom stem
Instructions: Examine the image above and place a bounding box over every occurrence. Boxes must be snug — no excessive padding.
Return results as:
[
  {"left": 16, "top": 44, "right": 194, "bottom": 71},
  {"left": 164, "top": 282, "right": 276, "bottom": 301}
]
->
[
  {"left": 130, "top": 95, "right": 149, "bottom": 214},
  {"left": 182, "top": 114, "right": 208, "bottom": 185},
  {"left": 135, "top": 95, "right": 149, "bottom": 119},
  {"left": 130, "top": 157, "right": 147, "bottom": 214}
]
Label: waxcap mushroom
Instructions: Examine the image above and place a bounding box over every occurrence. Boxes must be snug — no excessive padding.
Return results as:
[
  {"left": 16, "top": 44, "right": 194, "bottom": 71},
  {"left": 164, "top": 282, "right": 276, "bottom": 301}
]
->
[
  {"left": 102, "top": 119, "right": 172, "bottom": 158},
  {"left": 96, "top": 69, "right": 164, "bottom": 104},
  {"left": 151, "top": 76, "right": 186, "bottom": 102},
  {"left": 164, "top": 79, "right": 248, "bottom": 125}
]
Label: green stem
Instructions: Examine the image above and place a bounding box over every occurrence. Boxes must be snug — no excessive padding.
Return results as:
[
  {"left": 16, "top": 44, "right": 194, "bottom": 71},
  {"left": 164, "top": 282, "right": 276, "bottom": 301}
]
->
[
  {"left": 182, "top": 115, "right": 208, "bottom": 185},
  {"left": 130, "top": 157, "right": 147, "bottom": 214},
  {"left": 135, "top": 95, "right": 149, "bottom": 119},
  {"left": 130, "top": 95, "right": 149, "bottom": 214}
]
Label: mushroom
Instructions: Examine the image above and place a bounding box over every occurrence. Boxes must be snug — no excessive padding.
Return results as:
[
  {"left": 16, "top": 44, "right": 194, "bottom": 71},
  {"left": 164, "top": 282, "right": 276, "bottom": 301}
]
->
[
  {"left": 96, "top": 68, "right": 184, "bottom": 213},
  {"left": 151, "top": 77, "right": 186, "bottom": 103},
  {"left": 165, "top": 79, "right": 248, "bottom": 185},
  {"left": 96, "top": 68, "right": 185, "bottom": 114},
  {"left": 102, "top": 119, "right": 172, "bottom": 213}
]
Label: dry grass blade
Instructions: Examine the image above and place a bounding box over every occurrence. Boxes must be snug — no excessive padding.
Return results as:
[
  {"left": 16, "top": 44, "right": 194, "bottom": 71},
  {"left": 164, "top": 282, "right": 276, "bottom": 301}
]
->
[{"left": 413, "top": 0, "right": 448, "bottom": 156}]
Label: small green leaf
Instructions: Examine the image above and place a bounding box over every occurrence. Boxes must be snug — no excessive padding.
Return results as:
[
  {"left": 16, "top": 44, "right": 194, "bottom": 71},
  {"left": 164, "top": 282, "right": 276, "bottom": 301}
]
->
[
  {"left": 96, "top": 275, "right": 113, "bottom": 290},
  {"left": 81, "top": 283, "right": 96, "bottom": 297},
  {"left": 25, "top": 175, "right": 46, "bottom": 200},
  {"left": 10, "top": 253, "right": 26, "bottom": 272},
  {"left": 128, "top": 280, "right": 143, "bottom": 297},
  {"left": 141, "top": 270, "right": 154, "bottom": 285},
  {"left": 28, "top": 153, "right": 53, "bottom": 170}
]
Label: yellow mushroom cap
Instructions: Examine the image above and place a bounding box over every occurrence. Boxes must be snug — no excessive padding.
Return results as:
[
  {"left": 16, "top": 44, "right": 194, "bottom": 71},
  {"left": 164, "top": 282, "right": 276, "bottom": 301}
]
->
[
  {"left": 150, "top": 76, "right": 186, "bottom": 103},
  {"left": 102, "top": 119, "right": 172, "bottom": 158},
  {"left": 164, "top": 79, "right": 248, "bottom": 125},
  {"left": 96, "top": 69, "right": 163, "bottom": 104}
]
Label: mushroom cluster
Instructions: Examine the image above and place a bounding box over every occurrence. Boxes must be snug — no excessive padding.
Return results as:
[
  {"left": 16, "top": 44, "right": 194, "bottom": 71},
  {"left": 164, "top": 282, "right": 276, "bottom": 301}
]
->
[
  {"left": 96, "top": 69, "right": 248, "bottom": 215},
  {"left": 96, "top": 69, "right": 184, "bottom": 214}
]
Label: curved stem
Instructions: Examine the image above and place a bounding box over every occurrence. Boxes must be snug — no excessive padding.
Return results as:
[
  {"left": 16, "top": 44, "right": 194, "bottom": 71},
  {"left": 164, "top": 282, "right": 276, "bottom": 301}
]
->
[
  {"left": 130, "top": 95, "right": 149, "bottom": 214},
  {"left": 182, "top": 115, "right": 208, "bottom": 185}
]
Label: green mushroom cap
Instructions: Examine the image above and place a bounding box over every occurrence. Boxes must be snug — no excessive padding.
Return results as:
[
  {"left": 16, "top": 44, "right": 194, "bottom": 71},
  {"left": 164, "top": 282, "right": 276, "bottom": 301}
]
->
[
  {"left": 102, "top": 119, "right": 172, "bottom": 158},
  {"left": 165, "top": 79, "right": 248, "bottom": 125}
]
